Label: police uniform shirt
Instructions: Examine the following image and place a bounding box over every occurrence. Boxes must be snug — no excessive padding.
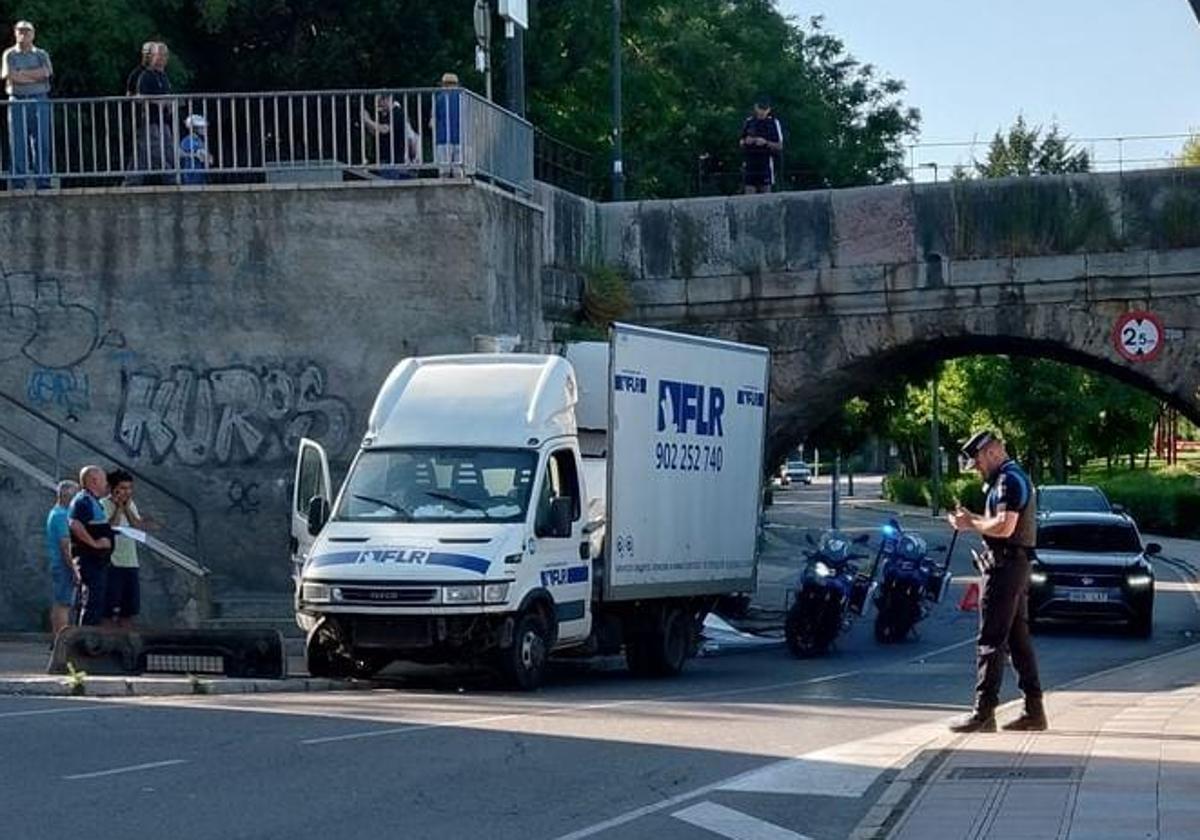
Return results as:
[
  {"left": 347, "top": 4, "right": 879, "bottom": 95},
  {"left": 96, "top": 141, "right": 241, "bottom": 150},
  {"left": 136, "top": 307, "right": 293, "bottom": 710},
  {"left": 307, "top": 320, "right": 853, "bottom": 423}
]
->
[{"left": 983, "top": 460, "right": 1037, "bottom": 550}]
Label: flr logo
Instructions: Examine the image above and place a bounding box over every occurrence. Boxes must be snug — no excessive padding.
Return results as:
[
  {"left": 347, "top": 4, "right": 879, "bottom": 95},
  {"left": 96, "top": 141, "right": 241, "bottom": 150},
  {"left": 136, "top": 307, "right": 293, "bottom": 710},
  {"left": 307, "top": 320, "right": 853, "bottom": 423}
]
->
[
  {"left": 355, "top": 548, "right": 430, "bottom": 565},
  {"left": 657, "top": 379, "right": 725, "bottom": 436}
]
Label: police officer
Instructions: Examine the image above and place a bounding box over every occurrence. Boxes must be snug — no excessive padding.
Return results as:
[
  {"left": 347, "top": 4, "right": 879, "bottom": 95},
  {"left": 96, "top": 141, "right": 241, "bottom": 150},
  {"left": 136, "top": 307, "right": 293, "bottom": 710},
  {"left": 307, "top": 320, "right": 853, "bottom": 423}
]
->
[{"left": 947, "top": 430, "right": 1047, "bottom": 733}]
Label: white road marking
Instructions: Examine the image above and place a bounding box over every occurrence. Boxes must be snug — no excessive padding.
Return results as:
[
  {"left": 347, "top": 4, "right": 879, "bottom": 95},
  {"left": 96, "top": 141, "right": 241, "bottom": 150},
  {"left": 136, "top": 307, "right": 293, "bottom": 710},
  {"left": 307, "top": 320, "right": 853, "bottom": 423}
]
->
[
  {"left": 846, "top": 697, "right": 972, "bottom": 712},
  {"left": 63, "top": 759, "right": 187, "bottom": 780},
  {"left": 553, "top": 719, "right": 947, "bottom": 840},
  {"left": 718, "top": 722, "right": 945, "bottom": 797},
  {"left": 1156, "top": 556, "right": 1200, "bottom": 613},
  {"left": 0, "top": 705, "right": 118, "bottom": 720},
  {"left": 672, "top": 802, "right": 812, "bottom": 840}
]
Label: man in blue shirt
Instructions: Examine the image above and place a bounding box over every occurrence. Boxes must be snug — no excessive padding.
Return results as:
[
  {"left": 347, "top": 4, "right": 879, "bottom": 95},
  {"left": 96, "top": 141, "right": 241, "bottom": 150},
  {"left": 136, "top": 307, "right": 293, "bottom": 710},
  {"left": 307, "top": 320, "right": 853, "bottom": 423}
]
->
[
  {"left": 68, "top": 465, "right": 113, "bottom": 626},
  {"left": 947, "top": 431, "right": 1046, "bottom": 733},
  {"left": 45, "top": 479, "right": 79, "bottom": 637},
  {"left": 1, "top": 20, "right": 54, "bottom": 190}
]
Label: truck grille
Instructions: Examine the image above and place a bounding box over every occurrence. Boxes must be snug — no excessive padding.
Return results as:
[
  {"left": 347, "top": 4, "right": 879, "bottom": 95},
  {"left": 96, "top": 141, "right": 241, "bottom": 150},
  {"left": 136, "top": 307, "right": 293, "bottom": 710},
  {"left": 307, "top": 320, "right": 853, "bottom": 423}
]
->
[{"left": 335, "top": 586, "right": 439, "bottom": 605}]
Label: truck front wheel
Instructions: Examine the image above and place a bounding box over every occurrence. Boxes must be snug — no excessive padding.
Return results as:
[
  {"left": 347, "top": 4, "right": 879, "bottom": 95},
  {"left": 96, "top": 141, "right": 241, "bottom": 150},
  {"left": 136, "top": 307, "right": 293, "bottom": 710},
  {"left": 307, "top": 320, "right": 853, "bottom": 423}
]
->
[{"left": 499, "top": 610, "right": 550, "bottom": 691}]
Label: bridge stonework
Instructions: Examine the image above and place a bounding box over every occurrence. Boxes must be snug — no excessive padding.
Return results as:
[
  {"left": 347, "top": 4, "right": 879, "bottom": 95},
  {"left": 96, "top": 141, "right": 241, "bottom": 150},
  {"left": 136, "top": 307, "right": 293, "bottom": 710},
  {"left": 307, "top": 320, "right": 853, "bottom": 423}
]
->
[{"left": 547, "top": 171, "right": 1200, "bottom": 462}]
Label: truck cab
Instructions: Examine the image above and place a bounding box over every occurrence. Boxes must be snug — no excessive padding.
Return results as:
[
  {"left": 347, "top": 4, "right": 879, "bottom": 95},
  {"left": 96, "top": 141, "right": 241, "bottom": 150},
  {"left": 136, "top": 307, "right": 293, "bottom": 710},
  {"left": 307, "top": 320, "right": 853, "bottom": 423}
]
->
[{"left": 293, "top": 354, "right": 597, "bottom": 689}]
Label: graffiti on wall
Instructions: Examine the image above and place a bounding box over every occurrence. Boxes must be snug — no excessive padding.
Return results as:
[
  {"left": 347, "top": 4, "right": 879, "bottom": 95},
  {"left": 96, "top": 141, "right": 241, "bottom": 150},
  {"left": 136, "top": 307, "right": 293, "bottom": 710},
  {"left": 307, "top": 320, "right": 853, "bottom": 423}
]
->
[
  {"left": 1, "top": 276, "right": 100, "bottom": 370},
  {"left": 26, "top": 368, "right": 91, "bottom": 413},
  {"left": 115, "top": 363, "right": 352, "bottom": 465}
]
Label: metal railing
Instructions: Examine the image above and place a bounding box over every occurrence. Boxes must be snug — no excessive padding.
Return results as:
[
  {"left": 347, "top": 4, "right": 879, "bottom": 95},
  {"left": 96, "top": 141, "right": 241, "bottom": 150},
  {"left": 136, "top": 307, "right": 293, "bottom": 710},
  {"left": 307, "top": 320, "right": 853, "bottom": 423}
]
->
[
  {"left": 0, "top": 87, "right": 533, "bottom": 194},
  {"left": 535, "top": 130, "right": 598, "bottom": 197},
  {"left": 0, "top": 390, "right": 206, "bottom": 579}
]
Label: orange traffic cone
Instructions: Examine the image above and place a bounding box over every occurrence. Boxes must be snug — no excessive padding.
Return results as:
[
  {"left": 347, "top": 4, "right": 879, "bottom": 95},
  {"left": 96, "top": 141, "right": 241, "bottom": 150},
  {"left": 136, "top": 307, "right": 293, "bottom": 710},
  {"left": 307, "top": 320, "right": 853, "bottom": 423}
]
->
[{"left": 958, "top": 581, "right": 981, "bottom": 612}]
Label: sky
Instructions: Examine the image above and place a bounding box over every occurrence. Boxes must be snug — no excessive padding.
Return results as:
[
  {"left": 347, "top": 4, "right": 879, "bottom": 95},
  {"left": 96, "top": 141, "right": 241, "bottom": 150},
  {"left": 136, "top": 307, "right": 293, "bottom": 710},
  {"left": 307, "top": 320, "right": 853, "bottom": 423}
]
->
[{"left": 779, "top": 1, "right": 1200, "bottom": 177}]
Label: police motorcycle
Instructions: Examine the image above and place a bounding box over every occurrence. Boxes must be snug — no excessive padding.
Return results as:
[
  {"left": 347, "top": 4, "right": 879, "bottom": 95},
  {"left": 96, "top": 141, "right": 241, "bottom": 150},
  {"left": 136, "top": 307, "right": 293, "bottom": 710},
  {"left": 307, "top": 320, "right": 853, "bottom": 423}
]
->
[
  {"left": 872, "top": 518, "right": 954, "bottom": 643},
  {"left": 784, "top": 530, "right": 874, "bottom": 658}
]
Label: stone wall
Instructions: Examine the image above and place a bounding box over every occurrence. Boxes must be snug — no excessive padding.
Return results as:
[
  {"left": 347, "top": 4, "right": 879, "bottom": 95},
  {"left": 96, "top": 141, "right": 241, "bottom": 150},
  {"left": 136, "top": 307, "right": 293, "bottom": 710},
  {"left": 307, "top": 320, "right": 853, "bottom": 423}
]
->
[{"left": 0, "top": 181, "right": 542, "bottom": 628}]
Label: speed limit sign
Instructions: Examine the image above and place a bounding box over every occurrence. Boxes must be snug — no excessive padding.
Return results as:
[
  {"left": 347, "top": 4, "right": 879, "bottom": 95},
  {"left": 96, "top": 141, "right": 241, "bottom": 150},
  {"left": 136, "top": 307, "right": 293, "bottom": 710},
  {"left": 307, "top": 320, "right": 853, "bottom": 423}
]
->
[{"left": 1113, "top": 311, "right": 1164, "bottom": 363}]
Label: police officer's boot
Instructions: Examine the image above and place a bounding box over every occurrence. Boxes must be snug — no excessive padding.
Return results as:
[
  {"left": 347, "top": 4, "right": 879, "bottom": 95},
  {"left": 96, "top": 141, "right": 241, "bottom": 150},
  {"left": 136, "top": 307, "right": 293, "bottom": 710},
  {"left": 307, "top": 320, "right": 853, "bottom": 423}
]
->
[
  {"left": 1002, "top": 698, "right": 1048, "bottom": 731},
  {"left": 949, "top": 708, "right": 996, "bottom": 733}
]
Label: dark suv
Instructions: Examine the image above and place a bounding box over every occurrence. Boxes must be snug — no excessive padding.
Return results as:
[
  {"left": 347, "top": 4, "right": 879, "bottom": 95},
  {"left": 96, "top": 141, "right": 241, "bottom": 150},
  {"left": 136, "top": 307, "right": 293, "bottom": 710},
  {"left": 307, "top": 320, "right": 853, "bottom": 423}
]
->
[{"left": 1029, "top": 511, "right": 1160, "bottom": 637}]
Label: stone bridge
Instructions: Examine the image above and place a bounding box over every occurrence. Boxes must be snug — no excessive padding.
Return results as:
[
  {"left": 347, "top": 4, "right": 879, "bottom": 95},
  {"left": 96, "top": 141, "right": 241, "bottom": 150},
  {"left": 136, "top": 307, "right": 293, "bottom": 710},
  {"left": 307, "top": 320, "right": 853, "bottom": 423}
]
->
[{"left": 542, "top": 170, "right": 1200, "bottom": 462}]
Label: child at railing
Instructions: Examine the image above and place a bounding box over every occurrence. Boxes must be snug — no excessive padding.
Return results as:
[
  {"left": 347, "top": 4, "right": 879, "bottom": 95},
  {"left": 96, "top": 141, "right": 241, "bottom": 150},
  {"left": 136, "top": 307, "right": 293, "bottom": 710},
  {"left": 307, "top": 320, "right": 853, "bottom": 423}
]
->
[{"left": 179, "top": 114, "right": 211, "bottom": 184}]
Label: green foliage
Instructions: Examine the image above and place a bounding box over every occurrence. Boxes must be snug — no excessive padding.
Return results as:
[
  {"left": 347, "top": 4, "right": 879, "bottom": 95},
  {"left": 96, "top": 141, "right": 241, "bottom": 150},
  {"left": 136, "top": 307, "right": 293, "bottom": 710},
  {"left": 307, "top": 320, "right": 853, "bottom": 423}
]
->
[
  {"left": 1177, "top": 135, "right": 1200, "bottom": 167},
  {"left": 0, "top": 1, "right": 918, "bottom": 199},
  {"left": 63, "top": 661, "right": 87, "bottom": 696},
  {"left": 882, "top": 474, "right": 985, "bottom": 513},
  {"left": 1085, "top": 468, "right": 1200, "bottom": 538},
  {"left": 582, "top": 264, "right": 632, "bottom": 326},
  {"left": 973, "top": 116, "right": 1089, "bottom": 178}
]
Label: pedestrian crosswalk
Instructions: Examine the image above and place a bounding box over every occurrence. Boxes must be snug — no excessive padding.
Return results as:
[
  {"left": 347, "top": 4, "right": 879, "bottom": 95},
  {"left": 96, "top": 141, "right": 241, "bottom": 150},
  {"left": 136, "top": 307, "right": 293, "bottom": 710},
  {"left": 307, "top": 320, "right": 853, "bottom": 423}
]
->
[{"left": 665, "top": 720, "right": 947, "bottom": 838}]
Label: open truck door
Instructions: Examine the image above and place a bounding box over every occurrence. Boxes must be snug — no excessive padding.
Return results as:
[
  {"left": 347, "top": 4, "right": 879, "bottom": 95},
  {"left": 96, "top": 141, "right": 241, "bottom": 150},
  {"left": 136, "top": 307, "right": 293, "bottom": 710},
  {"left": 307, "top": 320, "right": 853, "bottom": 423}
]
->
[{"left": 291, "top": 437, "right": 332, "bottom": 581}]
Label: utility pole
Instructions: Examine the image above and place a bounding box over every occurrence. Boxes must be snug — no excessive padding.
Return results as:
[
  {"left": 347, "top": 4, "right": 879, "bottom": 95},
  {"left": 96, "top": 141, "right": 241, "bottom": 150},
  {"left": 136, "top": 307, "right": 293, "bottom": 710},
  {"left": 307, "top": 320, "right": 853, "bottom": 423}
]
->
[
  {"left": 930, "top": 373, "right": 942, "bottom": 517},
  {"left": 473, "top": 0, "right": 493, "bottom": 101},
  {"left": 611, "top": 0, "right": 625, "bottom": 200}
]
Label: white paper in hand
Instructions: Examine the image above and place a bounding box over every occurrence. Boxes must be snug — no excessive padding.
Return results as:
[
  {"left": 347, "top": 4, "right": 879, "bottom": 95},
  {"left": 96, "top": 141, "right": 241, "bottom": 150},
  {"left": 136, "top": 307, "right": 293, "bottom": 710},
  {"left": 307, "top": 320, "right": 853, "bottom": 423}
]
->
[{"left": 113, "top": 525, "right": 147, "bottom": 544}]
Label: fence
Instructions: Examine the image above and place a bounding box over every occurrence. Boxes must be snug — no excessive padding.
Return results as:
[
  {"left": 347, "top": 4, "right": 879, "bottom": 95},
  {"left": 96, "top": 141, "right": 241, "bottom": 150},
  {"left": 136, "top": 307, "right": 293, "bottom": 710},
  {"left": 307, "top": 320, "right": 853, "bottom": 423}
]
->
[{"left": 0, "top": 87, "right": 534, "bottom": 194}]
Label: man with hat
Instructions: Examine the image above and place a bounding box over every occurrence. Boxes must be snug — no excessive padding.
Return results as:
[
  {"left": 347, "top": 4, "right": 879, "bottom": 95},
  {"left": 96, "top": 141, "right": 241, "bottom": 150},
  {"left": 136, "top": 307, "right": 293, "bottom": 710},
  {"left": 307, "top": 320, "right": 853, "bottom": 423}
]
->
[
  {"left": 739, "top": 96, "right": 783, "bottom": 194},
  {"left": 1, "top": 20, "right": 54, "bottom": 190},
  {"left": 947, "top": 430, "right": 1046, "bottom": 733}
]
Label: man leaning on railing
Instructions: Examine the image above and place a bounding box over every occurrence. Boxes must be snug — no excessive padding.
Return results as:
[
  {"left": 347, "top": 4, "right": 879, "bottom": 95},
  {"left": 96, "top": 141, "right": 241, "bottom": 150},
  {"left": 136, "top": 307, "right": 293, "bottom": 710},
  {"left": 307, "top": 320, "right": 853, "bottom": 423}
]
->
[
  {"left": 126, "top": 42, "right": 176, "bottom": 186},
  {"left": 1, "top": 20, "right": 53, "bottom": 190}
]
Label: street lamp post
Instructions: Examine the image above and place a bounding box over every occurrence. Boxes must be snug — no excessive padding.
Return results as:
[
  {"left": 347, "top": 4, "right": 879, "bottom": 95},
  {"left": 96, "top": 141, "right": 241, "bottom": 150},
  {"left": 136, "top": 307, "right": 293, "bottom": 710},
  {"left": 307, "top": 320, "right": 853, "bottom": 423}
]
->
[{"left": 611, "top": 0, "right": 625, "bottom": 200}]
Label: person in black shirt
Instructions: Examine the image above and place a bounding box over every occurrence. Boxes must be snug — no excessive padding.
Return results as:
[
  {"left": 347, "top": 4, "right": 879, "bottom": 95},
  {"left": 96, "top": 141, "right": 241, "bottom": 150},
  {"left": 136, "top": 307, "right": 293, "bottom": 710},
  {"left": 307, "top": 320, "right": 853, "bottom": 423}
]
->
[
  {"left": 67, "top": 465, "right": 113, "bottom": 626},
  {"left": 739, "top": 96, "right": 783, "bottom": 194},
  {"left": 125, "top": 41, "right": 152, "bottom": 96},
  {"left": 947, "top": 430, "right": 1046, "bottom": 733},
  {"left": 128, "top": 42, "right": 175, "bottom": 185}
]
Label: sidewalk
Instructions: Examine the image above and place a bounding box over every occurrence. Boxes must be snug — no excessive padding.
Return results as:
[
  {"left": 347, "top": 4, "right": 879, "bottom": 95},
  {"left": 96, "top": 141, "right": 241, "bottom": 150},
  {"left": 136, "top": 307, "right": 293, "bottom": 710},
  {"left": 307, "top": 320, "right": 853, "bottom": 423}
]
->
[
  {"left": 854, "top": 642, "right": 1200, "bottom": 840},
  {"left": 0, "top": 638, "right": 349, "bottom": 697}
]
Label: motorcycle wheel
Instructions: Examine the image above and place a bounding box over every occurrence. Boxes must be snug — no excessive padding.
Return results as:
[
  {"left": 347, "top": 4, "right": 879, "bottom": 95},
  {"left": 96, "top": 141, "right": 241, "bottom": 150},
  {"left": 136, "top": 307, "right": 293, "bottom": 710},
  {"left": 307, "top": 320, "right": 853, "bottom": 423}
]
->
[{"left": 785, "top": 602, "right": 826, "bottom": 658}]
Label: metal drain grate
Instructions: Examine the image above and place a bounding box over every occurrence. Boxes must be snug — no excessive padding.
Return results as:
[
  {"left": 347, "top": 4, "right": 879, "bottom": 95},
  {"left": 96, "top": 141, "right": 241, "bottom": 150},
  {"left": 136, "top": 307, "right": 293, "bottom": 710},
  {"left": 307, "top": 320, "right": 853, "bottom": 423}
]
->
[
  {"left": 946, "top": 765, "right": 1081, "bottom": 782},
  {"left": 145, "top": 654, "right": 226, "bottom": 675}
]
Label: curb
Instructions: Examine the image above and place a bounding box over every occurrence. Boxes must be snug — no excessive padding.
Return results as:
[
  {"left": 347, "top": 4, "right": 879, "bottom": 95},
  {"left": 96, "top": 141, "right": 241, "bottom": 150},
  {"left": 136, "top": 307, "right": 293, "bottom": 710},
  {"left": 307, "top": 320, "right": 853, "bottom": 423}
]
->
[{"left": 0, "top": 674, "right": 364, "bottom": 698}]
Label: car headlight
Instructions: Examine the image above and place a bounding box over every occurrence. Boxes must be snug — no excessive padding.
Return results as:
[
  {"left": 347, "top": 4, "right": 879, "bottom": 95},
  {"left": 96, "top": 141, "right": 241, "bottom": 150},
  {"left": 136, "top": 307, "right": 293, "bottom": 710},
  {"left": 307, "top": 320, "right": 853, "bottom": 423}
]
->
[
  {"left": 302, "top": 582, "right": 331, "bottom": 604},
  {"left": 1030, "top": 571, "right": 1048, "bottom": 585},
  {"left": 443, "top": 584, "right": 482, "bottom": 604},
  {"left": 484, "top": 582, "right": 510, "bottom": 603},
  {"left": 813, "top": 561, "right": 833, "bottom": 578},
  {"left": 1126, "top": 574, "right": 1153, "bottom": 587}
]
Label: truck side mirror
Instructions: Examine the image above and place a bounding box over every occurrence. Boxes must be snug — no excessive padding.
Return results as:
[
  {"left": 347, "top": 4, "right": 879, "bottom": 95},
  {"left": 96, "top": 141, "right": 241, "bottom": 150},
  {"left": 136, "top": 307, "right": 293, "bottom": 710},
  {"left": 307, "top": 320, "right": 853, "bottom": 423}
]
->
[{"left": 307, "top": 496, "right": 330, "bottom": 536}]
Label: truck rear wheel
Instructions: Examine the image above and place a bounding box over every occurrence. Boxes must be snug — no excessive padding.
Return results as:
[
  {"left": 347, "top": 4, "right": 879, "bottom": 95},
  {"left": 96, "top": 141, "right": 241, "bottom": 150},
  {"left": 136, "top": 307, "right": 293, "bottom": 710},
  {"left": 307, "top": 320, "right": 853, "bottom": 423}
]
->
[
  {"left": 626, "top": 606, "right": 690, "bottom": 677},
  {"left": 499, "top": 610, "right": 550, "bottom": 691}
]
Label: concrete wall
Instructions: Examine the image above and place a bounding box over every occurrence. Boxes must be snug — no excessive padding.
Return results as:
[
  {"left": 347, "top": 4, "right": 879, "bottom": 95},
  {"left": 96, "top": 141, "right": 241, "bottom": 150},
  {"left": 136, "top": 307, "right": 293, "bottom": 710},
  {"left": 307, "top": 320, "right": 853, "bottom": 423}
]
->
[{"left": 0, "top": 181, "right": 542, "bottom": 629}]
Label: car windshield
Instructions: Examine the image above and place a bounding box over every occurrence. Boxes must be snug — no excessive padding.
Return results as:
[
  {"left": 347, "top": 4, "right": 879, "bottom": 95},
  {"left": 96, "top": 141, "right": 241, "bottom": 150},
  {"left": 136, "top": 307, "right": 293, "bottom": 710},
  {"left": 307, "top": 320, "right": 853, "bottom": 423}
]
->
[
  {"left": 1039, "top": 487, "right": 1109, "bottom": 513},
  {"left": 1038, "top": 523, "right": 1141, "bottom": 553},
  {"left": 788, "top": 461, "right": 807, "bottom": 470},
  {"left": 334, "top": 448, "right": 536, "bottom": 523}
]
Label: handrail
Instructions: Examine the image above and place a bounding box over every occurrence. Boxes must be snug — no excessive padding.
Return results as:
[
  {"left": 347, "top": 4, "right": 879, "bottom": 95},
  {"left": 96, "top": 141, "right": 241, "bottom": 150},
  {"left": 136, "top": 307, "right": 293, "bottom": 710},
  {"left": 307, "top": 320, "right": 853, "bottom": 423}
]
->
[
  {"left": 0, "top": 390, "right": 203, "bottom": 558},
  {"left": 0, "top": 440, "right": 209, "bottom": 578},
  {"left": 0, "top": 86, "right": 534, "bottom": 194}
]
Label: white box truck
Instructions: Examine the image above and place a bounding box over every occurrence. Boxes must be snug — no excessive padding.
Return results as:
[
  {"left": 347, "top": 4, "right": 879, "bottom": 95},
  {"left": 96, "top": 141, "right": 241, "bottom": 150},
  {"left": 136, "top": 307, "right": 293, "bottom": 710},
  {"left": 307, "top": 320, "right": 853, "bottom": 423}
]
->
[{"left": 289, "top": 323, "right": 769, "bottom": 688}]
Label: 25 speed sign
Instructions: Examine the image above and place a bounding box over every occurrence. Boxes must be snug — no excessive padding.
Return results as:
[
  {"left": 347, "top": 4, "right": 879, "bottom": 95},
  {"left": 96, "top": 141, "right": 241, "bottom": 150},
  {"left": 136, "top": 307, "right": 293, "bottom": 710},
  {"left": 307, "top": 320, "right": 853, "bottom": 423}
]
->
[{"left": 1113, "top": 311, "right": 1164, "bottom": 363}]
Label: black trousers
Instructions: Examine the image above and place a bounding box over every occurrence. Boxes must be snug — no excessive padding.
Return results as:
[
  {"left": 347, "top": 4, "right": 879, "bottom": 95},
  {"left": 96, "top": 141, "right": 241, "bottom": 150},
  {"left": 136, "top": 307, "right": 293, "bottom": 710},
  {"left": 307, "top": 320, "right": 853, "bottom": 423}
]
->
[
  {"left": 976, "top": 547, "right": 1043, "bottom": 711},
  {"left": 77, "top": 558, "right": 111, "bottom": 627}
]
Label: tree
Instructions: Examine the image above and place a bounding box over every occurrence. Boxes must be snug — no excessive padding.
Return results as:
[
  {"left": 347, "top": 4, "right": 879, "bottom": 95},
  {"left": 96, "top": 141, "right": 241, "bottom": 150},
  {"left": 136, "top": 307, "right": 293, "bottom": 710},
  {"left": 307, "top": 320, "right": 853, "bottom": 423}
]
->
[
  {"left": 974, "top": 115, "right": 1089, "bottom": 178},
  {"left": 0, "top": 1, "right": 919, "bottom": 200},
  {"left": 1177, "top": 135, "right": 1200, "bottom": 167}
]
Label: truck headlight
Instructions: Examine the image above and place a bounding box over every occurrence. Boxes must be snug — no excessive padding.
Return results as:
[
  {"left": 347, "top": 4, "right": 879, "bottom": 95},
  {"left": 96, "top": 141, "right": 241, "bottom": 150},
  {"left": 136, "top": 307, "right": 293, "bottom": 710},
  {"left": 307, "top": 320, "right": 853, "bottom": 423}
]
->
[
  {"left": 1126, "top": 574, "right": 1153, "bottom": 587},
  {"left": 484, "top": 583, "right": 510, "bottom": 603},
  {"left": 302, "top": 582, "right": 331, "bottom": 604},
  {"left": 443, "top": 584, "right": 482, "bottom": 604}
]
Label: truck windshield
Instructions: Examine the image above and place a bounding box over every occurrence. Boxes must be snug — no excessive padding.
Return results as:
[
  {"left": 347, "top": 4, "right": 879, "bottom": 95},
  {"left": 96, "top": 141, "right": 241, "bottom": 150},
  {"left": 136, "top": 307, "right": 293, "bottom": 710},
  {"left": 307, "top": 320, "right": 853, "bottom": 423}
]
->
[{"left": 334, "top": 448, "right": 537, "bottom": 523}]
